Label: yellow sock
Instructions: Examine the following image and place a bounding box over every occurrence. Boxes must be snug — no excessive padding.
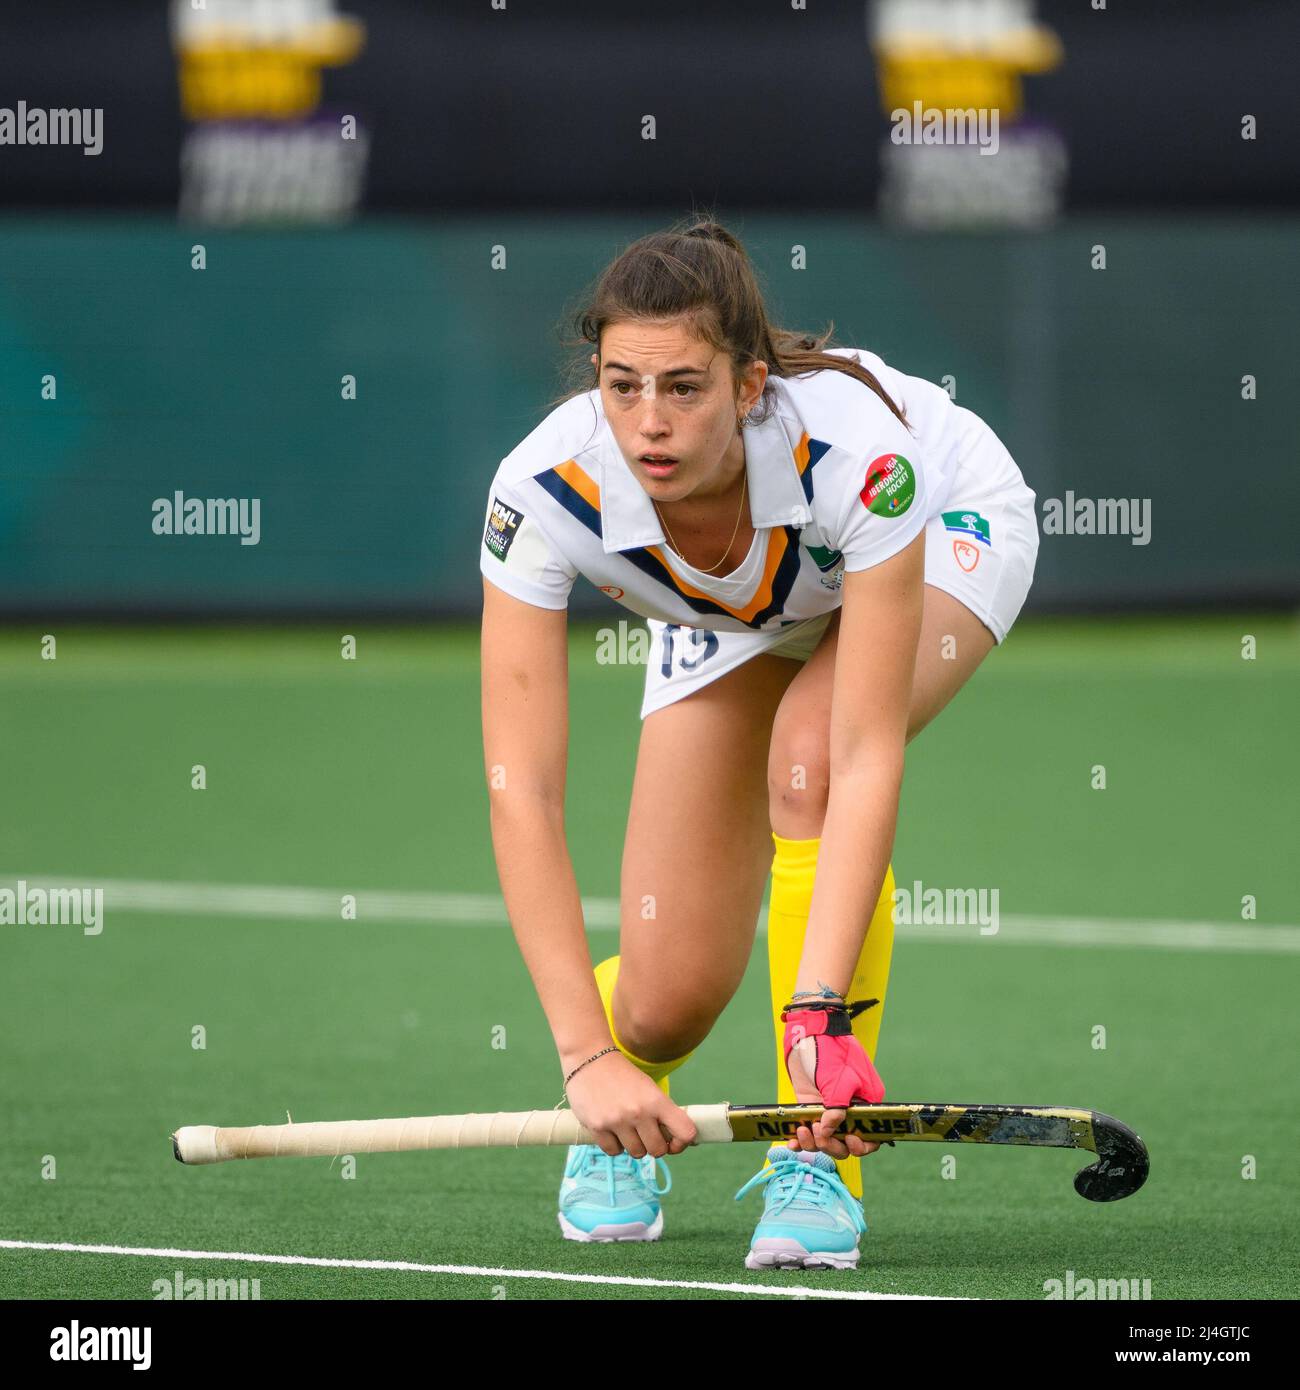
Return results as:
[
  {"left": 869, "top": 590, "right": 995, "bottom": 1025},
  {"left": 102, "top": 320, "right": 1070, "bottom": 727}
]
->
[
  {"left": 593, "top": 954, "right": 695, "bottom": 1097},
  {"left": 766, "top": 834, "right": 896, "bottom": 1200}
]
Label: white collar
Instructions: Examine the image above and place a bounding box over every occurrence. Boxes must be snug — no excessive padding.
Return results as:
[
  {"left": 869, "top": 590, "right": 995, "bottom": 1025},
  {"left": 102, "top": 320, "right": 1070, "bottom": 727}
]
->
[{"left": 593, "top": 399, "right": 815, "bottom": 554}]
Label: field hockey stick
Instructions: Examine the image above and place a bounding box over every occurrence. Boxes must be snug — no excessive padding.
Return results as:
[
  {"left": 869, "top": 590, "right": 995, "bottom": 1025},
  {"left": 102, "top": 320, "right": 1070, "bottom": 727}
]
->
[{"left": 174, "top": 1100, "right": 1147, "bottom": 1202}]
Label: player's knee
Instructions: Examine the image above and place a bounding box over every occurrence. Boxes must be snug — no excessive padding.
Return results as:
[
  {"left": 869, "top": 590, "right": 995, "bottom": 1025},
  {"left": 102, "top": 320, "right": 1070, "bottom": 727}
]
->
[
  {"left": 616, "top": 998, "right": 714, "bottom": 1064},
  {"left": 767, "top": 726, "right": 831, "bottom": 832}
]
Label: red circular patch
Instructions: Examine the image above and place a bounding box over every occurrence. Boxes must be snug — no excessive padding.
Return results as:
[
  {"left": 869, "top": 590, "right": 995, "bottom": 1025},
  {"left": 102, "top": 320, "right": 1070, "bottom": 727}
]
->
[{"left": 861, "top": 454, "right": 895, "bottom": 507}]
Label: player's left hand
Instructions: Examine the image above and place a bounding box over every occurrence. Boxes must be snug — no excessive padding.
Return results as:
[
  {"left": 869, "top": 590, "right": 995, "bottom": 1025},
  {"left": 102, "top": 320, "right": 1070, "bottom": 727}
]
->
[{"left": 782, "top": 1000, "right": 885, "bottom": 1160}]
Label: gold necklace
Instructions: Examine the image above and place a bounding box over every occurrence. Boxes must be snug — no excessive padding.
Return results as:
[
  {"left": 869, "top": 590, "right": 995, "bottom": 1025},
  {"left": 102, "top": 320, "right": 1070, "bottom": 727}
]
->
[{"left": 654, "top": 471, "right": 748, "bottom": 575}]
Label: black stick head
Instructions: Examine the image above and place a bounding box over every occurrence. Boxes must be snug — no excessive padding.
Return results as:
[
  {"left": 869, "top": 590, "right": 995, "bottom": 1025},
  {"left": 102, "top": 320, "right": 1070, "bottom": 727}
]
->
[{"left": 1074, "top": 1111, "right": 1149, "bottom": 1201}]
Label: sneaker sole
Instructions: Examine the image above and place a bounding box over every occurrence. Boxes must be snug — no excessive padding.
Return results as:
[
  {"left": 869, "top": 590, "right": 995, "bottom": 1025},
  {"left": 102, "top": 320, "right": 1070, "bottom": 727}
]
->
[
  {"left": 745, "top": 1237, "right": 859, "bottom": 1271},
  {"left": 558, "top": 1209, "right": 664, "bottom": 1243}
]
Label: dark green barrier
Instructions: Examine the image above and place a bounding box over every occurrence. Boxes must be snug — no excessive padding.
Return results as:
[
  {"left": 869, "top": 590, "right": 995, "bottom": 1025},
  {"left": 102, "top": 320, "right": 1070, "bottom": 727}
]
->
[{"left": 1, "top": 213, "right": 1294, "bottom": 615}]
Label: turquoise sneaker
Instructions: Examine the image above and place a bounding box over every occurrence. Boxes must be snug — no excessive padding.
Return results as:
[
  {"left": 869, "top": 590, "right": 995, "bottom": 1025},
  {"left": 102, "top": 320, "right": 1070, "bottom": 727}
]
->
[
  {"left": 734, "top": 1145, "right": 867, "bottom": 1270},
  {"left": 557, "top": 1144, "right": 673, "bottom": 1243}
]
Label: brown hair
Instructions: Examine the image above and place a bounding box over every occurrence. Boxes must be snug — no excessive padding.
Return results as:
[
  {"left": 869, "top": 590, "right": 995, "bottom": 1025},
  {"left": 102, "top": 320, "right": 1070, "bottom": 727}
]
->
[{"left": 559, "top": 216, "right": 908, "bottom": 428}]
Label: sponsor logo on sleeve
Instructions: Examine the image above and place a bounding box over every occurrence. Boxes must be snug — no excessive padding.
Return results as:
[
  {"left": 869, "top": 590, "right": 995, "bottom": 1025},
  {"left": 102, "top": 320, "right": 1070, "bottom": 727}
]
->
[
  {"left": 484, "top": 496, "right": 522, "bottom": 561},
  {"left": 942, "top": 509, "right": 991, "bottom": 545},
  {"left": 861, "top": 454, "right": 916, "bottom": 518},
  {"left": 803, "top": 542, "right": 845, "bottom": 590},
  {"left": 804, "top": 543, "right": 843, "bottom": 572},
  {"left": 953, "top": 539, "right": 980, "bottom": 572}
]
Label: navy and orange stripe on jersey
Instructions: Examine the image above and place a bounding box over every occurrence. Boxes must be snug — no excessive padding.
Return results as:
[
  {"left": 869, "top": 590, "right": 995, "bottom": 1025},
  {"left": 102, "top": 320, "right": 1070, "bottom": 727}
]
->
[
  {"left": 536, "top": 453, "right": 808, "bottom": 628},
  {"left": 480, "top": 347, "right": 961, "bottom": 631}
]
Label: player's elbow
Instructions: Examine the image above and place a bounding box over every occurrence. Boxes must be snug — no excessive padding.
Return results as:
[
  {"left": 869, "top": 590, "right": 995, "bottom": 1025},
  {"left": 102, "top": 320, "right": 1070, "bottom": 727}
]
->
[
  {"left": 486, "top": 779, "right": 566, "bottom": 833},
  {"left": 830, "top": 740, "right": 905, "bottom": 796}
]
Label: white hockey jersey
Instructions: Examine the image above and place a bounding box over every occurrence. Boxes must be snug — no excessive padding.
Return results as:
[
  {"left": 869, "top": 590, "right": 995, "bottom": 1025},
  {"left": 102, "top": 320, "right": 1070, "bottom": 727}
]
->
[{"left": 480, "top": 348, "right": 975, "bottom": 633}]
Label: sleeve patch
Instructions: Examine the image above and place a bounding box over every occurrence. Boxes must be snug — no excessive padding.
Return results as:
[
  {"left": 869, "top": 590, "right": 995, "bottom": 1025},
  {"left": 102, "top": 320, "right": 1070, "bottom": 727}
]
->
[
  {"left": 860, "top": 454, "right": 916, "bottom": 518},
  {"left": 484, "top": 495, "right": 523, "bottom": 561}
]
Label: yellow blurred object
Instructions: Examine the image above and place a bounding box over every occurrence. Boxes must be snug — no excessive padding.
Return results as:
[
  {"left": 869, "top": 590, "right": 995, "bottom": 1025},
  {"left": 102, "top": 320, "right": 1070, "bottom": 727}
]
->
[{"left": 766, "top": 836, "right": 896, "bottom": 1201}]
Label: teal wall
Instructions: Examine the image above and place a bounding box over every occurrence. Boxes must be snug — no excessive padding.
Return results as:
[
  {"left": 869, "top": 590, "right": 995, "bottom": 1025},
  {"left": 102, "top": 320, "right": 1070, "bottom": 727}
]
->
[{"left": 1, "top": 213, "right": 1294, "bottom": 615}]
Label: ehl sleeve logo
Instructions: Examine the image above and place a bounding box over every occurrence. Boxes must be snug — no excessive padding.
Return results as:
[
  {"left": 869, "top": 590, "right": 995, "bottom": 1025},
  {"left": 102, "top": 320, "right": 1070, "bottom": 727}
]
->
[{"left": 484, "top": 496, "right": 522, "bottom": 561}]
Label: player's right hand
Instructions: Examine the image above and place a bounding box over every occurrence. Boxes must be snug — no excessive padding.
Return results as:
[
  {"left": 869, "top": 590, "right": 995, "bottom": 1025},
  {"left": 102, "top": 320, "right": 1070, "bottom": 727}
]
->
[{"left": 564, "top": 1050, "right": 698, "bottom": 1159}]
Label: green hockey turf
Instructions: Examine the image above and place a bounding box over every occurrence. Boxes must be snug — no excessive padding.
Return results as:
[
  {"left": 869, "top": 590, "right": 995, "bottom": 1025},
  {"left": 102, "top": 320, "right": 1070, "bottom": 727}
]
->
[{"left": 1, "top": 615, "right": 1297, "bottom": 1299}]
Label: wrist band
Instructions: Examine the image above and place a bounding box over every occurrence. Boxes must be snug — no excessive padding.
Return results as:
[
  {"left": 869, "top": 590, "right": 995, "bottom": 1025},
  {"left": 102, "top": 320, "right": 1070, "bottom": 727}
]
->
[{"left": 783, "top": 996, "right": 880, "bottom": 1020}]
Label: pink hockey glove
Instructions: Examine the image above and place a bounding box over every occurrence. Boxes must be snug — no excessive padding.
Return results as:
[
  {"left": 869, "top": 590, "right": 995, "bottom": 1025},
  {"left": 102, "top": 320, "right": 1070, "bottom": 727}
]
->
[{"left": 782, "top": 998, "right": 885, "bottom": 1108}]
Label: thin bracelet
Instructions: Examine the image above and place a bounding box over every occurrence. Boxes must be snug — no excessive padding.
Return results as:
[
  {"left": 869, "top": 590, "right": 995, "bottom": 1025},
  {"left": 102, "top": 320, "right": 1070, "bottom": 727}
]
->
[
  {"left": 791, "top": 981, "right": 845, "bottom": 1002},
  {"left": 562, "top": 1045, "right": 618, "bottom": 1088}
]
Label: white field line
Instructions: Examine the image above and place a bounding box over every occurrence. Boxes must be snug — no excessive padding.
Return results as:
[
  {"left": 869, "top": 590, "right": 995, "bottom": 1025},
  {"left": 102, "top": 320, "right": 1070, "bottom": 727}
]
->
[
  {"left": 0, "top": 1239, "right": 959, "bottom": 1300},
  {"left": 3, "top": 875, "right": 1298, "bottom": 954}
]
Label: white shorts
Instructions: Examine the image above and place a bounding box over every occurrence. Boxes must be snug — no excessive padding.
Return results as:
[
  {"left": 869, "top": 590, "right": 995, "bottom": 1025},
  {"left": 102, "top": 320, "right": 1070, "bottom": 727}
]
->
[{"left": 640, "top": 418, "right": 1039, "bottom": 719}]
